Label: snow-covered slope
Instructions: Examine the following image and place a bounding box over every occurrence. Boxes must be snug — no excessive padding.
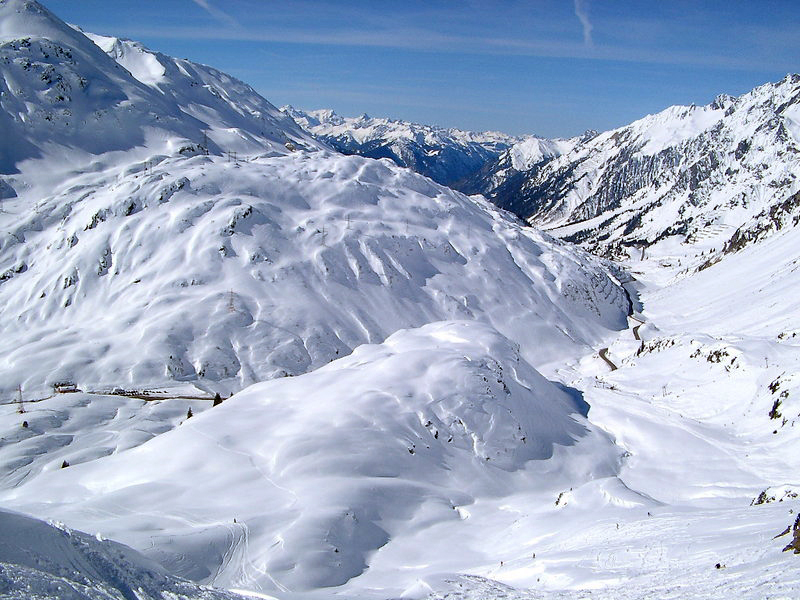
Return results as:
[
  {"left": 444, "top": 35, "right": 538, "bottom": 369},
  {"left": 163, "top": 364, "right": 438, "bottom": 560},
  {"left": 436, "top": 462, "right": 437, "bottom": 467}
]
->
[
  {"left": 85, "top": 32, "right": 316, "bottom": 155},
  {"left": 282, "top": 106, "right": 532, "bottom": 189},
  {"left": 0, "top": 508, "right": 242, "bottom": 599},
  {"left": 510, "top": 217, "right": 800, "bottom": 600},
  {"left": 0, "top": 151, "right": 629, "bottom": 400},
  {"left": 0, "top": 321, "right": 623, "bottom": 595},
  {"left": 8, "top": 2, "right": 796, "bottom": 599},
  {"left": 506, "top": 135, "right": 582, "bottom": 173},
  {"left": 0, "top": 386, "right": 214, "bottom": 490},
  {"left": 476, "top": 76, "right": 800, "bottom": 259},
  {"left": 0, "top": 5, "right": 635, "bottom": 597},
  {"left": 0, "top": 0, "right": 317, "bottom": 175},
  {"left": 0, "top": 1, "right": 631, "bottom": 399},
  {"left": 364, "top": 208, "right": 800, "bottom": 600}
]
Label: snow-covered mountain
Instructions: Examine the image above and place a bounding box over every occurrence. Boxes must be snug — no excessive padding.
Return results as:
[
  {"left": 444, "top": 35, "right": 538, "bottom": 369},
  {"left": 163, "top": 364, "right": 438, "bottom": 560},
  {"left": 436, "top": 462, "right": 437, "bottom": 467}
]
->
[
  {"left": 474, "top": 76, "right": 800, "bottom": 260},
  {"left": 458, "top": 131, "right": 590, "bottom": 211},
  {"left": 0, "top": 0, "right": 318, "bottom": 174},
  {"left": 4, "top": 2, "right": 800, "bottom": 600},
  {"left": 0, "top": 2, "right": 629, "bottom": 401},
  {"left": 0, "top": 149, "right": 629, "bottom": 400},
  {"left": 0, "top": 3, "right": 634, "bottom": 596},
  {"left": 0, "top": 321, "right": 624, "bottom": 594},
  {"left": 281, "top": 105, "right": 546, "bottom": 189}
]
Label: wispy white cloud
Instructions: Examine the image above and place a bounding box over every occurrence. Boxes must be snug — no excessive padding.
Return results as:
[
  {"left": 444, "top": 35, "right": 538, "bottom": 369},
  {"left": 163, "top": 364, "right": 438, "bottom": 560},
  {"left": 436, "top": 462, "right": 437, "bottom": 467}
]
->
[
  {"left": 191, "top": 0, "right": 238, "bottom": 28},
  {"left": 573, "top": 0, "right": 593, "bottom": 47},
  {"left": 123, "top": 8, "right": 798, "bottom": 74},
  {"left": 121, "top": 24, "right": 748, "bottom": 71}
]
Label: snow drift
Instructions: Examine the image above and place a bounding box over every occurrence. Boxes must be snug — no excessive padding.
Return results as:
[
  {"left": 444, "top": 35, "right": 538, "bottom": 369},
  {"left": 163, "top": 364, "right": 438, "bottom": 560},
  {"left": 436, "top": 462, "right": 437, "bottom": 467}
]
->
[{"left": 0, "top": 508, "right": 241, "bottom": 599}]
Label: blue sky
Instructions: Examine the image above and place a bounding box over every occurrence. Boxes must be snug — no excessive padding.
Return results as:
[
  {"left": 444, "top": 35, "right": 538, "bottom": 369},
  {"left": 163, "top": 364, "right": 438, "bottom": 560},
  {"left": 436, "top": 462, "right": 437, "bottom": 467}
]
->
[{"left": 45, "top": 0, "right": 800, "bottom": 137}]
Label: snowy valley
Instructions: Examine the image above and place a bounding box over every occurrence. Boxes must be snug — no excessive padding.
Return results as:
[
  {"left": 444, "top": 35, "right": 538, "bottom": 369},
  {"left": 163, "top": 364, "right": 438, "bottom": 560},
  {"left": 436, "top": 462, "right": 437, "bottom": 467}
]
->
[
  {"left": 0, "top": 1, "right": 799, "bottom": 599},
  {"left": 280, "top": 106, "right": 531, "bottom": 191}
]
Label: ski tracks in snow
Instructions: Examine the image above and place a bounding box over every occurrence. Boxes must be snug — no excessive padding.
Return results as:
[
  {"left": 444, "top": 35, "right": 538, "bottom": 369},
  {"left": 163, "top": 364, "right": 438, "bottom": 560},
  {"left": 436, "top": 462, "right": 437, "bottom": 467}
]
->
[{"left": 183, "top": 422, "right": 297, "bottom": 592}]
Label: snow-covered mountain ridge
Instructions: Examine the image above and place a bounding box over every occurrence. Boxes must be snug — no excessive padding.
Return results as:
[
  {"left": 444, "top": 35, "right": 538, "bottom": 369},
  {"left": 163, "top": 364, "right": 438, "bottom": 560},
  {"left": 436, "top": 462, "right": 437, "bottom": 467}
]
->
[
  {"left": 0, "top": 3, "right": 635, "bottom": 596},
  {"left": 283, "top": 106, "right": 521, "bottom": 151},
  {"left": 0, "top": 0, "right": 317, "bottom": 175},
  {"left": 3, "top": 2, "right": 799, "bottom": 599},
  {"left": 282, "top": 105, "right": 568, "bottom": 190},
  {"left": 473, "top": 75, "right": 800, "bottom": 261}
]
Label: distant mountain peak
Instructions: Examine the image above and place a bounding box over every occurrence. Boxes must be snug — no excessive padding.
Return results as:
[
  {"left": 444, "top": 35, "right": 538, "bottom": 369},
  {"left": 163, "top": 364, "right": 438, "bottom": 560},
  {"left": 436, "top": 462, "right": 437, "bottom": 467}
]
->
[
  {"left": 282, "top": 105, "right": 535, "bottom": 188},
  {"left": 0, "top": 11, "right": 319, "bottom": 173},
  {"left": 469, "top": 74, "right": 800, "bottom": 260}
]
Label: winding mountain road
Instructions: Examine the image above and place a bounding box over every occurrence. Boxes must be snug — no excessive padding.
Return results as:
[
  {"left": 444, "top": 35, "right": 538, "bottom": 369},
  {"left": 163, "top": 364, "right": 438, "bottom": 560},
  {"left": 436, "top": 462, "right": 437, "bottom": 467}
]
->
[
  {"left": 599, "top": 314, "right": 646, "bottom": 371},
  {"left": 598, "top": 348, "right": 618, "bottom": 371},
  {"left": 631, "top": 314, "right": 645, "bottom": 341}
]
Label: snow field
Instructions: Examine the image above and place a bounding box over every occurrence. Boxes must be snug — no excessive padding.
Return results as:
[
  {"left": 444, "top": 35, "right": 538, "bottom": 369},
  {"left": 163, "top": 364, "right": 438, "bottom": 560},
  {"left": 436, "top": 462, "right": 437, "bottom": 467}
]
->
[
  {"left": 516, "top": 223, "right": 800, "bottom": 598},
  {"left": 0, "top": 321, "right": 624, "bottom": 595},
  {"left": 0, "top": 389, "right": 212, "bottom": 489}
]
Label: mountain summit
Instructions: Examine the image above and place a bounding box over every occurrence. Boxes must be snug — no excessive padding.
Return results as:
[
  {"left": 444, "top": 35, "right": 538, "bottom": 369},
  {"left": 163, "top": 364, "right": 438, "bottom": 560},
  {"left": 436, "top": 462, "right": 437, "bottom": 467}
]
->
[{"left": 0, "top": 0, "right": 316, "bottom": 173}]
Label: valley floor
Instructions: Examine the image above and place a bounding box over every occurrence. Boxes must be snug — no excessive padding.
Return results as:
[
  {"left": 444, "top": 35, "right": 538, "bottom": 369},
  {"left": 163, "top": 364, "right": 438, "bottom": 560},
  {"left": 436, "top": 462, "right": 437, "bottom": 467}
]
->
[{"left": 463, "top": 232, "right": 800, "bottom": 599}]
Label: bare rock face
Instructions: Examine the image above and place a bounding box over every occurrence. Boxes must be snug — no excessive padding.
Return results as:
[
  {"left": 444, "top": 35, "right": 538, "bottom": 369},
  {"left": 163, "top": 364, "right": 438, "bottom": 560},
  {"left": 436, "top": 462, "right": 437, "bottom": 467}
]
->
[{"left": 784, "top": 514, "right": 800, "bottom": 554}]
